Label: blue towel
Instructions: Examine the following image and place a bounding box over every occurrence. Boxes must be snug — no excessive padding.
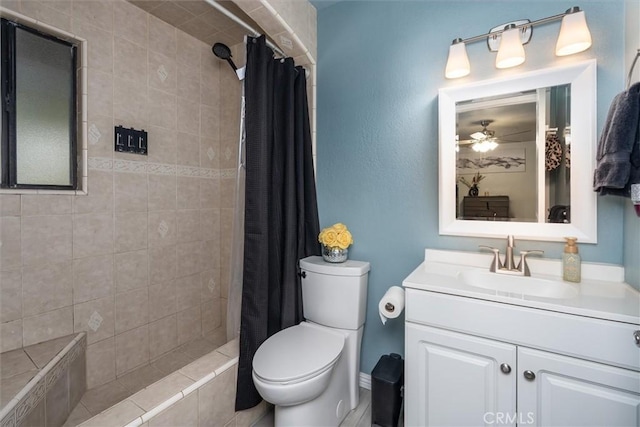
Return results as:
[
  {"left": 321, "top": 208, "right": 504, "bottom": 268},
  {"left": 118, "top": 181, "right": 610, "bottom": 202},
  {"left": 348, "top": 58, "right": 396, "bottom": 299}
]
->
[{"left": 593, "top": 82, "right": 640, "bottom": 196}]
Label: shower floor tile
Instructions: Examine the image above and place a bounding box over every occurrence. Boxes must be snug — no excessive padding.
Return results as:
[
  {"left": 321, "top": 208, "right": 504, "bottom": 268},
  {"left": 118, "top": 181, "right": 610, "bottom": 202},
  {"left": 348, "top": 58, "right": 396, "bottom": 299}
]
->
[
  {"left": 178, "top": 338, "right": 219, "bottom": 360},
  {"left": 80, "top": 380, "right": 132, "bottom": 415},
  {"left": 116, "top": 364, "right": 166, "bottom": 395},
  {"left": 150, "top": 348, "right": 195, "bottom": 376},
  {"left": 62, "top": 402, "right": 92, "bottom": 427},
  {"left": 203, "top": 327, "right": 227, "bottom": 348}
]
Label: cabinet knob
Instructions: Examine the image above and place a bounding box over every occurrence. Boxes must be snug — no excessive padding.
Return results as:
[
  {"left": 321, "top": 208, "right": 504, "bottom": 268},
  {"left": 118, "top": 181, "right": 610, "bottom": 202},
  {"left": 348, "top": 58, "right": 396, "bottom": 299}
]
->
[
  {"left": 634, "top": 331, "right": 640, "bottom": 347},
  {"left": 500, "top": 363, "right": 512, "bottom": 374},
  {"left": 523, "top": 370, "right": 536, "bottom": 381}
]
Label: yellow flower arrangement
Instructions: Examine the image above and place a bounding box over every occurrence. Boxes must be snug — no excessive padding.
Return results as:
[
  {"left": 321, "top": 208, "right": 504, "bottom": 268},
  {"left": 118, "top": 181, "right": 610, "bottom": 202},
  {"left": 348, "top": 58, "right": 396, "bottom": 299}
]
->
[{"left": 319, "top": 223, "right": 353, "bottom": 250}]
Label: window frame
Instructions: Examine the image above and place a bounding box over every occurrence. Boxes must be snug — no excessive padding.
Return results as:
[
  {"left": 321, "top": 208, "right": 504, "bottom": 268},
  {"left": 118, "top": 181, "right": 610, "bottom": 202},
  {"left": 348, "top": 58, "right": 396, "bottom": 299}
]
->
[{"left": 1, "top": 17, "right": 79, "bottom": 190}]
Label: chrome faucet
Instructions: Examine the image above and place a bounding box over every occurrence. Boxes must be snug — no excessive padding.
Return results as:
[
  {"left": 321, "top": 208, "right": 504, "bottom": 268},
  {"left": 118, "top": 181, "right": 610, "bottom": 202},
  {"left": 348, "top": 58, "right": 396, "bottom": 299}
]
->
[
  {"left": 504, "top": 235, "right": 516, "bottom": 271},
  {"left": 480, "top": 235, "right": 543, "bottom": 276}
]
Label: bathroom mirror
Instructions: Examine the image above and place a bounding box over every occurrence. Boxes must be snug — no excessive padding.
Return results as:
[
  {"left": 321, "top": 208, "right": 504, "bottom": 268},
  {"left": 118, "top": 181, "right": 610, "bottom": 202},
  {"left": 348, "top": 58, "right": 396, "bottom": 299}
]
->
[{"left": 439, "top": 60, "right": 597, "bottom": 242}]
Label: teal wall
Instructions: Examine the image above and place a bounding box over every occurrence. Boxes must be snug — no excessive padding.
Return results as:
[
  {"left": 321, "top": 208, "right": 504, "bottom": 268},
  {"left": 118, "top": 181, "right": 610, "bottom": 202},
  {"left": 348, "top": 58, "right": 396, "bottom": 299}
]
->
[{"left": 314, "top": 0, "right": 638, "bottom": 375}]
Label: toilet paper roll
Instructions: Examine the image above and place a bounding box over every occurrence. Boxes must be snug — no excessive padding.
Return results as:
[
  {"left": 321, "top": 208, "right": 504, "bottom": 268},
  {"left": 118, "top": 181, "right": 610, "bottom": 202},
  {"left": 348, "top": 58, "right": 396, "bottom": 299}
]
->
[{"left": 379, "top": 286, "right": 405, "bottom": 325}]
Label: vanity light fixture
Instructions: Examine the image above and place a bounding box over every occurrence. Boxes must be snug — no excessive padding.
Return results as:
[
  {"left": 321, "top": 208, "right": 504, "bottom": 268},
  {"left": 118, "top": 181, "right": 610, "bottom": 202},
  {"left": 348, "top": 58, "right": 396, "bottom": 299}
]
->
[{"left": 444, "top": 6, "right": 592, "bottom": 79}]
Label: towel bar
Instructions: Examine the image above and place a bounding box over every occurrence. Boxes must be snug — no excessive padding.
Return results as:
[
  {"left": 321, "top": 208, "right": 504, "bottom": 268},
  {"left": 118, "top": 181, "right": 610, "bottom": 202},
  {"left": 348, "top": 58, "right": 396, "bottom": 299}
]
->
[{"left": 626, "top": 48, "right": 640, "bottom": 90}]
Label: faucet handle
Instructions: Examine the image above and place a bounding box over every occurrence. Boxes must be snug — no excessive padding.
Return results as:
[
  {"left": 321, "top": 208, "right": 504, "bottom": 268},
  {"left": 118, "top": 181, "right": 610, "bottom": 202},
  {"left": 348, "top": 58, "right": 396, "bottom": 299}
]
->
[
  {"left": 479, "top": 245, "right": 503, "bottom": 272},
  {"left": 517, "top": 250, "right": 544, "bottom": 276}
]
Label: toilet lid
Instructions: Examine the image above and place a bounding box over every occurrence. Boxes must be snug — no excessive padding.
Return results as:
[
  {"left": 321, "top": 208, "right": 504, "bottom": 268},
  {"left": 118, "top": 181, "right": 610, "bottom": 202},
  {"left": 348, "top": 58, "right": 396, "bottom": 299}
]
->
[{"left": 253, "top": 324, "right": 345, "bottom": 384}]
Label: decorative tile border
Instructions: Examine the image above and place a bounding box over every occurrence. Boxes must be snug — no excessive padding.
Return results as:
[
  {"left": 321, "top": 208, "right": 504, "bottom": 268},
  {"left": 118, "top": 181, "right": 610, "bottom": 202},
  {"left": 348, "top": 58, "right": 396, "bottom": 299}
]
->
[
  {"left": 14, "top": 379, "right": 45, "bottom": 424},
  {"left": 87, "top": 157, "right": 234, "bottom": 180},
  {"left": 87, "top": 157, "right": 113, "bottom": 171},
  {"left": 0, "top": 412, "right": 15, "bottom": 427},
  {"left": 147, "top": 163, "right": 177, "bottom": 176},
  {"left": 175, "top": 165, "right": 202, "bottom": 178},
  {"left": 220, "top": 169, "right": 237, "bottom": 179},
  {"left": 0, "top": 333, "right": 87, "bottom": 427},
  {"left": 113, "top": 159, "right": 147, "bottom": 175}
]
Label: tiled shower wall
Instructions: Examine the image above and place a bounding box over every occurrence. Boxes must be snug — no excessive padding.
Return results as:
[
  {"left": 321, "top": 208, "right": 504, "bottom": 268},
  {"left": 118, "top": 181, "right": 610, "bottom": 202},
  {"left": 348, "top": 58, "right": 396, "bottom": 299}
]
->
[{"left": 0, "top": 0, "right": 241, "bottom": 389}]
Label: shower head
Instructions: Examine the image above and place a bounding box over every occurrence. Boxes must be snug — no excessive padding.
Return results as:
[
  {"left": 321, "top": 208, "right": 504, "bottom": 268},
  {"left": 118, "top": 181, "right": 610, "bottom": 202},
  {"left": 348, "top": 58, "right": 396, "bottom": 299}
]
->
[{"left": 212, "top": 42, "right": 237, "bottom": 72}]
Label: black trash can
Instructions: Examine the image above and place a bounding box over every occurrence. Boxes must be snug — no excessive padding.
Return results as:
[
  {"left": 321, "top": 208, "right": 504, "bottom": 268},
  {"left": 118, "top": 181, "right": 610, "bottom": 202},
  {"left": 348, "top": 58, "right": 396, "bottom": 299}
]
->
[{"left": 371, "top": 353, "right": 404, "bottom": 427}]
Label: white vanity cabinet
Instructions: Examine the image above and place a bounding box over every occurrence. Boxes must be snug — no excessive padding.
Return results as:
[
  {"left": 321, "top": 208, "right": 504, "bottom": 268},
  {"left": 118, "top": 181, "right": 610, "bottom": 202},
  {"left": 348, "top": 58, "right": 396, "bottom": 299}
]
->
[
  {"left": 406, "top": 323, "right": 517, "bottom": 426},
  {"left": 404, "top": 289, "right": 640, "bottom": 427},
  {"left": 518, "top": 347, "right": 640, "bottom": 426}
]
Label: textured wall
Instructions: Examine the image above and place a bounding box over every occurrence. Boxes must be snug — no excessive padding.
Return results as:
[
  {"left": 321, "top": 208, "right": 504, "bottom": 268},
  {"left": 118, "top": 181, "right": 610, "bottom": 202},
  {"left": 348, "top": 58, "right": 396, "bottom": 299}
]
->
[{"left": 315, "top": 0, "right": 632, "bottom": 374}]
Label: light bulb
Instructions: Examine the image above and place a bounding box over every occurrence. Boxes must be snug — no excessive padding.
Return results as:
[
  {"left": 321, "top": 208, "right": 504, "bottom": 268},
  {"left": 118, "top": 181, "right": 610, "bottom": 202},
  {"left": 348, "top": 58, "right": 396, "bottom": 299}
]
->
[
  {"left": 496, "top": 25, "right": 525, "bottom": 69},
  {"left": 472, "top": 140, "right": 499, "bottom": 153},
  {"left": 445, "top": 39, "right": 470, "bottom": 79},
  {"left": 556, "top": 8, "right": 592, "bottom": 56}
]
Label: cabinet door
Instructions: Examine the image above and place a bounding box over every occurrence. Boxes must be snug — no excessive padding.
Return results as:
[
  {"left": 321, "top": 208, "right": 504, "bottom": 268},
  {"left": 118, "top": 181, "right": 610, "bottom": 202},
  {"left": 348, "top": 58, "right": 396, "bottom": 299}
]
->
[
  {"left": 405, "top": 323, "right": 517, "bottom": 427},
  {"left": 518, "top": 347, "right": 640, "bottom": 427}
]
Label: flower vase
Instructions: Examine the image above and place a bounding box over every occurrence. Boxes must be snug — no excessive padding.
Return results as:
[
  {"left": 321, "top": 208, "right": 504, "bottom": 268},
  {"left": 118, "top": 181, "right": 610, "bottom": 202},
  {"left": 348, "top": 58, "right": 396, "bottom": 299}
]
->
[
  {"left": 468, "top": 184, "right": 479, "bottom": 197},
  {"left": 322, "top": 245, "right": 348, "bottom": 263}
]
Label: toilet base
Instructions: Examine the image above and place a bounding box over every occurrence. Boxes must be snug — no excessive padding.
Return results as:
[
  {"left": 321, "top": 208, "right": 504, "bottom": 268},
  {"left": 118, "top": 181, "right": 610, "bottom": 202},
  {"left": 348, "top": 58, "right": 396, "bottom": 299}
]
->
[
  {"left": 274, "top": 348, "right": 352, "bottom": 427},
  {"left": 254, "top": 323, "right": 364, "bottom": 427}
]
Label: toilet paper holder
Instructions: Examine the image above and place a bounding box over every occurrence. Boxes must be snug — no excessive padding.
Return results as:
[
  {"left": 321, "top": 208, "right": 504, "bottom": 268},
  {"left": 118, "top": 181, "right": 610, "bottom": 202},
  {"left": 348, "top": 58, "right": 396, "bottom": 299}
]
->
[{"left": 379, "top": 286, "right": 405, "bottom": 325}]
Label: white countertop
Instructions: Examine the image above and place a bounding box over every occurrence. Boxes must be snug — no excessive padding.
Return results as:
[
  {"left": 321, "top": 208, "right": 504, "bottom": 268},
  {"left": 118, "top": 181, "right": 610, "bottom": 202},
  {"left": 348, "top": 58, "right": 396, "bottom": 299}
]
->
[{"left": 402, "top": 249, "right": 640, "bottom": 325}]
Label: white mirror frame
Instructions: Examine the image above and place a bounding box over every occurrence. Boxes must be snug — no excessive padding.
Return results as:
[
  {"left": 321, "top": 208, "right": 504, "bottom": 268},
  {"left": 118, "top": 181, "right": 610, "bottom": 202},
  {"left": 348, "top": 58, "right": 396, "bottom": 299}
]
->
[{"left": 439, "top": 60, "right": 597, "bottom": 243}]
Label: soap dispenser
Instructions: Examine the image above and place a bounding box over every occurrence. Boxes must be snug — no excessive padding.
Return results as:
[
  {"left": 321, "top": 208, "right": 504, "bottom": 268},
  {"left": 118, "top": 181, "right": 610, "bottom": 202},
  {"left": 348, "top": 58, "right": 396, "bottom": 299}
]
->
[{"left": 562, "top": 237, "right": 581, "bottom": 283}]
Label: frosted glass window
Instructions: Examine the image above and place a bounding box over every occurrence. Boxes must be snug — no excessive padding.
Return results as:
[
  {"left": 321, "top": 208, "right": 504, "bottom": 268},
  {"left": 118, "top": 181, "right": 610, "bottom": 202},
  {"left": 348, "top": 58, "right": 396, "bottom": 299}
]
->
[
  {"left": 15, "top": 28, "right": 74, "bottom": 186},
  {"left": 1, "top": 19, "right": 77, "bottom": 189}
]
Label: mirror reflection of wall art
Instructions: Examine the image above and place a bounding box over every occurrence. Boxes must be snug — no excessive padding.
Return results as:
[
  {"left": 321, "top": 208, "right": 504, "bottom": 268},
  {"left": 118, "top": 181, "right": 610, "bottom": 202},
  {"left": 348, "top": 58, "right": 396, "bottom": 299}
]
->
[{"left": 457, "top": 147, "right": 526, "bottom": 174}]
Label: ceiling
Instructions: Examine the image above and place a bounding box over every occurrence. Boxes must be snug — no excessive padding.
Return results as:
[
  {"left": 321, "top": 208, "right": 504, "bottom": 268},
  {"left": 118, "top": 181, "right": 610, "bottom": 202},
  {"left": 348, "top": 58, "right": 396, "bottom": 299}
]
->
[
  {"left": 128, "top": 0, "right": 263, "bottom": 47},
  {"left": 457, "top": 99, "right": 537, "bottom": 146}
]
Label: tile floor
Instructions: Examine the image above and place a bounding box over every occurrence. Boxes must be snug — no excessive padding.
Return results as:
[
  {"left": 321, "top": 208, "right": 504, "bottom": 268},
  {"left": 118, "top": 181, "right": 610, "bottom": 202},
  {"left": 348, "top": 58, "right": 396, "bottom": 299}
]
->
[
  {"left": 62, "top": 328, "right": 227, "bottom": 426},
  {"left": 340, "top": 388, "right": 373, "bottom": 427}
]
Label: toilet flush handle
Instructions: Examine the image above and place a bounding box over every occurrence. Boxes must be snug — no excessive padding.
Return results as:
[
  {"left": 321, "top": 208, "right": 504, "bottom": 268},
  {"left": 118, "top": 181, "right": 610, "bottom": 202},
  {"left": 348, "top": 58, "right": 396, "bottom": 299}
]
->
[{"left": 298, "top": 271, "right": 306, "bottom": 278}]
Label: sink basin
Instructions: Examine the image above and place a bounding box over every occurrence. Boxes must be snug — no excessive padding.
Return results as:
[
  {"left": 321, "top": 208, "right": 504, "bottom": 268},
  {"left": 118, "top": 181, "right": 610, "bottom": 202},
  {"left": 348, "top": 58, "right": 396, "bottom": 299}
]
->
[{"left": 459, "top": 269, "right": 579, "bottom": 299}]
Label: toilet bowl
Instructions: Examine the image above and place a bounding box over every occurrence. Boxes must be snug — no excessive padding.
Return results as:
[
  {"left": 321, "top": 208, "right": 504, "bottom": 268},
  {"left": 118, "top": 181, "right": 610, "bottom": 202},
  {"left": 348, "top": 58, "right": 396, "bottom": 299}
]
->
[
  {"left": 251, "top": 256, "right": 370, "bottom": 427},
  {"left": 252, "top": 322, "right": 344, "bottom": 406}
]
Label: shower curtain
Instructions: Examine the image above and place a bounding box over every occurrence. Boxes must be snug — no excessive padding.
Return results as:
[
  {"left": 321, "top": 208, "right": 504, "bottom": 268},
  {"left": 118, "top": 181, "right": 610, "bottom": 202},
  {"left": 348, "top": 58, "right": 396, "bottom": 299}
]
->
[{"left": 235, "top": 35, "right": 321, "bottom": 411}]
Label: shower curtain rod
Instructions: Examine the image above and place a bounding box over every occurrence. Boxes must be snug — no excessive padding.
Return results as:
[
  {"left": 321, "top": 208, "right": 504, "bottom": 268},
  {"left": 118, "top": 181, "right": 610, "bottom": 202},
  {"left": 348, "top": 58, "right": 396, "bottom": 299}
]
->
[{"left": 203, "top": 0, "right": 286, "bottom": 57}]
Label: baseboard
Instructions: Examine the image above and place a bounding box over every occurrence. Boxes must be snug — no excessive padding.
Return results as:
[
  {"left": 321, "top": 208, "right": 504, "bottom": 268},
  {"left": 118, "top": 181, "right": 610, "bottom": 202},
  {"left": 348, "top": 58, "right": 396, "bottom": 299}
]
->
[{"left": 359, "top": 372, "right": 371, "bottom": 390}]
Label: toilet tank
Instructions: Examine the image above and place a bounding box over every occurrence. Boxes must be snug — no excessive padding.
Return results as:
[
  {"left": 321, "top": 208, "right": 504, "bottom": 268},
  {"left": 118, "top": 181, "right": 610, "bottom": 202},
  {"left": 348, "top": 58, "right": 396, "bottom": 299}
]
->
[{"left": 299, "top": 256, "right": 370, "bottom": 330}]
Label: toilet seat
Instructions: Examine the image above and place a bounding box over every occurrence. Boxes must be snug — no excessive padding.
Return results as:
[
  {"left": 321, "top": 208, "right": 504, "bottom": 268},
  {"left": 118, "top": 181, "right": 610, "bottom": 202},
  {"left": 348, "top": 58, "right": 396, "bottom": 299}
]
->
[{"left": 253, "top": 323, "right": 345, "bottom": 385}]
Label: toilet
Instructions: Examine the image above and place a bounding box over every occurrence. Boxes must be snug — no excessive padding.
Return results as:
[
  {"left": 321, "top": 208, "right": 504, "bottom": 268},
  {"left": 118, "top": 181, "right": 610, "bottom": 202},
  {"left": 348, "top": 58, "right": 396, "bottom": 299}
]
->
[{"left": 252, "top": 255, "right": 370, "bottom": 427}]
